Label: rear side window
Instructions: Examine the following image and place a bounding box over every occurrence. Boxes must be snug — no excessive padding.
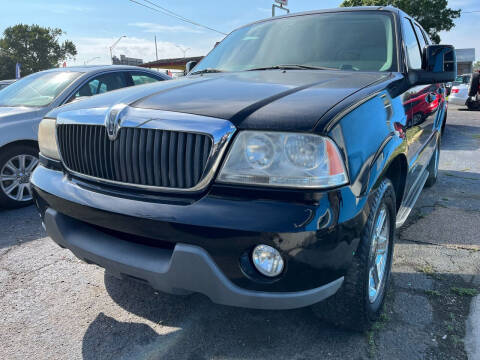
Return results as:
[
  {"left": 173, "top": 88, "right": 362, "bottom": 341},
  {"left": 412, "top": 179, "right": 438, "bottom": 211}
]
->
[
  {"left": 402, "top": 18, "right": 422, "bottom": 69},
  {"left": 75, "top": 72, "right": 128, "bottom": 98},
  {"left": 131, "top": 73, "right": 161, "bottom": 85},
  {"left": 414, "top": 24, "right": 427, "bottom": 53}
]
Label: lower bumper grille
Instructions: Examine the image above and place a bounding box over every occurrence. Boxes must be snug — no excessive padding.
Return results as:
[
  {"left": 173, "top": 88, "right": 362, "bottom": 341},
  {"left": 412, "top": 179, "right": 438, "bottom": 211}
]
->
[{"left": 57, "top": 124, "right": 213, "bottom": 189}]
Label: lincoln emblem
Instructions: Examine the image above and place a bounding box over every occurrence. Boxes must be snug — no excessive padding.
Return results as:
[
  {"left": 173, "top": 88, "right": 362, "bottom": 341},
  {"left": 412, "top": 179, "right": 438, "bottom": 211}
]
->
[{"left": 105, "top": 104, "right": 126, "bottom": 140}]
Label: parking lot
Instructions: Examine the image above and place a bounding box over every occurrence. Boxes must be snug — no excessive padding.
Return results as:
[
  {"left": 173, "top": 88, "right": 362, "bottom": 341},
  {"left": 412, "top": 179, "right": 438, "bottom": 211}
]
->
[{"left": 0, "top": 104, "right": 479, "bottom": 360}]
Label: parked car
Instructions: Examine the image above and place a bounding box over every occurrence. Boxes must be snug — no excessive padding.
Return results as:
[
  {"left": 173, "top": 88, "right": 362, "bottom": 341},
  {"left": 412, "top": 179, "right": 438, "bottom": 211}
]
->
[
  {"left": 31, "top": 7, "right": 455, "bottom": 331},
  {"left": 466, "top": 71, "right": 480, "bottom": 110},
  {"left": 404, "top": 83, "right": 445, "bottom": 131},
  {"left": 0, "top": 79, "right": 16, "bottom": 91},
  {"left": 0, "top": 65, "right": 170, "bottom": 208},
  {"left": 448, "top": 73, "right": 471, "bottom": 106}
]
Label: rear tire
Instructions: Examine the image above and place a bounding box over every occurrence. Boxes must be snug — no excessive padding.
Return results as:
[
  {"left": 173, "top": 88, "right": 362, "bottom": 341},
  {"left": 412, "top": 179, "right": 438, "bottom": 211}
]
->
[
  {"left": 0, "top": 144, "right": 39, "bottom": 209},
  {"left": 466, "top": 99, "right": 480, "bottom": 111},
  {"left": 312, "top": 179, "right": 396, "bottom": 331},
  {"left": 425, "top": 138, "right": 440, "bottom": 188},
  {"left": 468, "top": 72, "right": 479, "bottom": 97}
]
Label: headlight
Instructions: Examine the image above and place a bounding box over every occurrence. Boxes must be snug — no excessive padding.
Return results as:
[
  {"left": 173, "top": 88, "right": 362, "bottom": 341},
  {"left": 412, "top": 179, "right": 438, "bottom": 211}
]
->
[
  {"left": 217, "top": 131, "right": 348, "bottom": 188},
  {"left": 38, "top": 118, "right": 60, "bottom": 160}
]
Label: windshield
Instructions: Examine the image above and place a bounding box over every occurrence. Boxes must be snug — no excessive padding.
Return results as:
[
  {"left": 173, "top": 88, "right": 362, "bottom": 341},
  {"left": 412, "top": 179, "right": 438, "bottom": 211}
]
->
[
  {"left": 194, "top": 12, "right": 396, "bottom": 73},
  {"left": 0, "top": 71, "right": 82, "bottom": 107}
]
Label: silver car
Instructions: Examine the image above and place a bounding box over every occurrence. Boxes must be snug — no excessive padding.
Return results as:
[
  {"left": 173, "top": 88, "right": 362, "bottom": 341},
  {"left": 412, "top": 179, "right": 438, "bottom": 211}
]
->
[
  {"left": 0, "top": 80, "right": 16, "bottom": 91},
  {"left": 0, "top": 65, "right": 170, "bottom": 208},
  {"left": 448, "top": 73, "right": 471, "bottom": 106}
]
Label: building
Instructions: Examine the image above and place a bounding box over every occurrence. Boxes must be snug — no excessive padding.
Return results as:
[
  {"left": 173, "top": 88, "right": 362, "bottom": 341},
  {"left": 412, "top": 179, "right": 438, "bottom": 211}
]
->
[
  {"left": 112, "top": 54, "right": 143, "bottom": 66},
  {"left": 139, "top": 56, "right": 203, "bottom": 71},
  {"left": 456, "top": 48, "right": 475, "bottom": 75}
]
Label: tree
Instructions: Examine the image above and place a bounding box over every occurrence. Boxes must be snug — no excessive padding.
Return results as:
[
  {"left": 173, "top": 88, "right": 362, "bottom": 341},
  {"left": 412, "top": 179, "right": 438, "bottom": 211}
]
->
[
  {"left": 473, "top": 61, "right": 480, "bottom": 71},
  {"left": 340, "top": 0, "right": 461, "bottom": 44},
  {"left": 0, "top": 24, "right": 77, "bottom": 79}
]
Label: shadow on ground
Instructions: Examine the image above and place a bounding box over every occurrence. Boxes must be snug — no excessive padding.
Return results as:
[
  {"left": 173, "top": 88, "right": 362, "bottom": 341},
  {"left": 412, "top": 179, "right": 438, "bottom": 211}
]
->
[
  {"left": 0, "top": 205, "right": 45, "bottom": 249},
  {"left": 82, "top": 273, "right": 365, "bottom": 360},
  {"left": 79, "top": 266, "right": 478, "bottom": 360}
]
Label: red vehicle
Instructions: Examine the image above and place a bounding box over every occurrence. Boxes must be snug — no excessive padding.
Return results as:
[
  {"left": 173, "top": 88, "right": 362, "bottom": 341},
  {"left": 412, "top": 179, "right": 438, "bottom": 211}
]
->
[{"left": 404, "top": 84, "right": 445, "bottom": 128}]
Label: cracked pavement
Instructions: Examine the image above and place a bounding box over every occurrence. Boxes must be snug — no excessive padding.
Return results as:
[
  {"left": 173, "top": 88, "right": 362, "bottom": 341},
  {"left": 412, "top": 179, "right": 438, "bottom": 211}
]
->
[{"left": 0, "top": 104, "right": 479, "bottom": 359}]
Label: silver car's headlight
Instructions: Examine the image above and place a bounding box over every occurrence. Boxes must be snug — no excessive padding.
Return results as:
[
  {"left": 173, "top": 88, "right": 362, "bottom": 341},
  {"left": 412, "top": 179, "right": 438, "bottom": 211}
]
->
[
  {"left": 217, "top": 131, "right": 348, "bottom": 188},
  {"left": 38, "top": 118, "right": 60, "bottom": 160}
]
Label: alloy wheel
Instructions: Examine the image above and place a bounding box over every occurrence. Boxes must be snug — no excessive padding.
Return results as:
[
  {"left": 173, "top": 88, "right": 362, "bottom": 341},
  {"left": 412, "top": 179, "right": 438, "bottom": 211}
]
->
[
  {"left": 0, "top": 154, "right": 38, "bottom": 202},
  {"left": 368, "top": 205, "right": 390, "bottom": 303}
]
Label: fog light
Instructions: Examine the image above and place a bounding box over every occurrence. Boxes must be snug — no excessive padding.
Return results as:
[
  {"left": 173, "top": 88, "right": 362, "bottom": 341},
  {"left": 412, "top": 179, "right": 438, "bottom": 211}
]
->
[{"left": 252, "top": 245, "right": 284, "bottom": 277}]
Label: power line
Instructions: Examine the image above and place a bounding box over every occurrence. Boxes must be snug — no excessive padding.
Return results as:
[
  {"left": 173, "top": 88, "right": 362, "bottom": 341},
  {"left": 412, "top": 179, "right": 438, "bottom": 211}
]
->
[{"left": 128, "top": 0, "right": 227, "bottom": 35}]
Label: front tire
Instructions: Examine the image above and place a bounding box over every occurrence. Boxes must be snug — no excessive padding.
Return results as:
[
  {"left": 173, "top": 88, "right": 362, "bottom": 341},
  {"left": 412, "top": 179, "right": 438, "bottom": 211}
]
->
[
  {"left": 312, "top": 179, "right": 396, "bottom": 331},
  {"left": 0, "top": 144, "right": 39, "bottom": 209}
]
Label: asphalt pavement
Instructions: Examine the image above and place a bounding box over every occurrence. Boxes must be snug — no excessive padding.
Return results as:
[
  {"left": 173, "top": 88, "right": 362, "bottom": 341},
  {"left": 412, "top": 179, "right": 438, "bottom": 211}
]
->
[{"left": 0, "top": 104, "right": 479, "bottom": 360}]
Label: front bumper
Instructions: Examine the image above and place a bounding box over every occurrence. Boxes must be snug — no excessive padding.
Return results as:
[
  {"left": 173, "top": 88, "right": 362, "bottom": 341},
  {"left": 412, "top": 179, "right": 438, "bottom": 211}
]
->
[
  {"left": 44, "top": 207, "right": 343, "bottom": 310},
  {"left": 32, "top": 164, "right": 370, "bottom": 308}
]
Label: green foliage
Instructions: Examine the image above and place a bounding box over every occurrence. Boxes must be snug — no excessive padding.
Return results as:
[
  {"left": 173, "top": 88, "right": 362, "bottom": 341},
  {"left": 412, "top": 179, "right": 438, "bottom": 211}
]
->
[
  {"left": 340, "top": 0, "right": 461, "bottom": 44},
  {"left": 450, "top": 287, "right": 478, "bottom": 297},
  {"left": 0, "top": 24, "right": 77, "bottom": 79},
  {"left": 425, "top": 289, "right": 441, "bottom": 297},
  {"left": 474, "top": 61, "right": 480, "bottom": 71}
]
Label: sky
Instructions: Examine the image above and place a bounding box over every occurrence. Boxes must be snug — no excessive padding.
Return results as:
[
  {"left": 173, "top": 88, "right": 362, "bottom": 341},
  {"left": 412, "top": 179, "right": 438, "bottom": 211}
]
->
[{"left": 0, "top": 0, "right": 478, "bottom": 66}]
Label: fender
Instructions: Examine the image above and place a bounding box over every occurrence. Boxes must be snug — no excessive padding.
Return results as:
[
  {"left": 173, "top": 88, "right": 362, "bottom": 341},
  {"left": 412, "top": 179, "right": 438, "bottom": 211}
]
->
[{"left": 328, "top": 90, "right": 407, "bottom": 199}]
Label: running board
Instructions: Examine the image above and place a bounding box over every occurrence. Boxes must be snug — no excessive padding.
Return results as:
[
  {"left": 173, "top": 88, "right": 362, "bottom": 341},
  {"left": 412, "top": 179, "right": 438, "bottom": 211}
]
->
[{"left": 395, "top": 170, "right": 429, "bottom": 228}]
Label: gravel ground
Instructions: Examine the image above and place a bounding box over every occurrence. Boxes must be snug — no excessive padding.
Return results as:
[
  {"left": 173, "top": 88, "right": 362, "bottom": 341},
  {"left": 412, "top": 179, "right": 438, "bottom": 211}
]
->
[{"left": 0, "top": 104, "right": 479, "bottom": 360}]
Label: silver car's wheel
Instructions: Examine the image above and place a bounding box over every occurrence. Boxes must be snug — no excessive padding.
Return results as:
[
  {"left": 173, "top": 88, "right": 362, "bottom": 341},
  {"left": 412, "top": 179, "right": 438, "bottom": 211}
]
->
[
  {"left": 0, "top": 154, "right": 38, "bottom": 202},
  {"left": 368, "top": 205, "right": 390, "bottom": 303}
]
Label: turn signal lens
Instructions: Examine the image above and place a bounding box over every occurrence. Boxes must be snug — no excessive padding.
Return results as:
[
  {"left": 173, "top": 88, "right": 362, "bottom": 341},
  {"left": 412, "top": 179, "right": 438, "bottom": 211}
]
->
[{"left": 38, "top": 118, "right": 60, "bottom": 160}]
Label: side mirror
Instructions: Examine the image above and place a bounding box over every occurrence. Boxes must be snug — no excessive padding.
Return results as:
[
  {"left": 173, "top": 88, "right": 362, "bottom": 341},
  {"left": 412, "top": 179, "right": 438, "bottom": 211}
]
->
[
  {"left": 408, "top": 45, "right": 457, "bottom": 85},
  {"left": 185, "top": 61, "right": 198, "bottom": 74}
]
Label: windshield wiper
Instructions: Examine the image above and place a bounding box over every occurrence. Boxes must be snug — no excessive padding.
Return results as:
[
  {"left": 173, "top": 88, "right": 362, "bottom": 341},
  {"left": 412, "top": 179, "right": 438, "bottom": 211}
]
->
[
  {"left": 190, "top": 68, "right": 224, "bottom": 75},
  {"left": 247, "top": 64, "right": 337, "bottom": 71}
]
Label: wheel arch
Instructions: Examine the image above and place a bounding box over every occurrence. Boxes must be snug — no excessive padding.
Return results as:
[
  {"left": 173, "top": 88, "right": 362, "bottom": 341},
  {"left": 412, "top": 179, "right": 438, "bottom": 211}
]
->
[
  {"left": 374, "top": 153, "right": 408, "bottom": 211},
  {"left": 0, "top": 139, "right": 39, "bottom": 154}
]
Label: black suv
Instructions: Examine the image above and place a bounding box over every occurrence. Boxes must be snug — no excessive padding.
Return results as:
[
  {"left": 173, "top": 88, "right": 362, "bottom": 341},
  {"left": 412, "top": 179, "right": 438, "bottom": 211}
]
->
[{"left": 31, "top": 7, "right": 456, "bottom": 330}]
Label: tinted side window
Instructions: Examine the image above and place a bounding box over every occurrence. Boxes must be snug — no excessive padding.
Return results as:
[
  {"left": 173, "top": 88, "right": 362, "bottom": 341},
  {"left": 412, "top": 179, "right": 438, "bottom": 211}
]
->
[
  {"left": 414, "top": 24, "right": 427, "bottom": 53},
  {"left": 402, "top": 18, "right": 422, "bottom": 69},
  {"left": 75, "top": 72, "right": 127, "bottom": 98},
  {"left": 131, "top": 73, "right": 161, "bottom": 85},
  {"left": 421, "top": 28, "right": 431, "bottom": 45}
]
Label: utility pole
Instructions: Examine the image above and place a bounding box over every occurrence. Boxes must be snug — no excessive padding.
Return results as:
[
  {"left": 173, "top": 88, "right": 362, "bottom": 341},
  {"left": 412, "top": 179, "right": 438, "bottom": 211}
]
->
[
  {"left": 109, "top": 35, "right": 126, "bottom": 64},
  {"left": 154, "top": 35, "right": 158, "bottom": 61},
  {"left": 272, "top": 0, "right": 290, "bottom": 16}
]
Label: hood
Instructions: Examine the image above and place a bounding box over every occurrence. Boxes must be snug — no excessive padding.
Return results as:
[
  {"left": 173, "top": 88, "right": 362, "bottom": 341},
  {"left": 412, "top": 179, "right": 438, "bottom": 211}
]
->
[
  {"left": 0, "top": 106, "right": 41, "bottom": 119},
  {"left": 0, "top": 106, "right": 44, "bottom": 125},
  {"left": 48, "top": 70, "right": 389, "bottom": 131}
]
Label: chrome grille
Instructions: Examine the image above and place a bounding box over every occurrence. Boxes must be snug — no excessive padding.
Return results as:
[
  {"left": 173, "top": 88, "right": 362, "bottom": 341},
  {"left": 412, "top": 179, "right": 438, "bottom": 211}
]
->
[{"left": 57, "top": 124, "right": 213, "bottom": 189}]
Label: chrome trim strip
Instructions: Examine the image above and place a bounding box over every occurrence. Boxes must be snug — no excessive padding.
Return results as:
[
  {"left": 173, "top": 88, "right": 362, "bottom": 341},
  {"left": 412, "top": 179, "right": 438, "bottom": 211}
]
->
[
  {"left": 396, "top": 169, "right": 429, "bottom": 228},
  {"left": 56, "top": 107, "right": 236, "bottom": 193}
]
